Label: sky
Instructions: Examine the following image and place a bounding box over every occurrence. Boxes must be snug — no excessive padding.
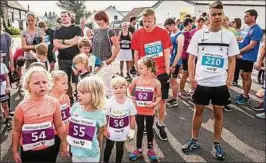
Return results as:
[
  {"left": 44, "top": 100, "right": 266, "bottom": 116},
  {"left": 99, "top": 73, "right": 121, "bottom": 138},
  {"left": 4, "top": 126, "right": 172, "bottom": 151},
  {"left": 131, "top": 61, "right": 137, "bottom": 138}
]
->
[{"left": 19, "top": 1, "right": 157, "bottom": 17}]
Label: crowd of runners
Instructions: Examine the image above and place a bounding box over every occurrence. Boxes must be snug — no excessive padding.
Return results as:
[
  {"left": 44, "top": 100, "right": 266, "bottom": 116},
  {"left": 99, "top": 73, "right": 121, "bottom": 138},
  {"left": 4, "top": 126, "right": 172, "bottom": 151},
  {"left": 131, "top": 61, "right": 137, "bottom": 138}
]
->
[{"left": 0, "top": 0, "right": 265, "bottom": 162}]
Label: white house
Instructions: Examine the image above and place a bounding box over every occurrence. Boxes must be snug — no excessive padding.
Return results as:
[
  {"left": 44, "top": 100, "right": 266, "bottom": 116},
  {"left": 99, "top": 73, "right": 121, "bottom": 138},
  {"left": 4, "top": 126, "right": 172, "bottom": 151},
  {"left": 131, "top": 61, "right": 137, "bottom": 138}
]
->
[
  {"left": 148, "top": 0, "right": 265, "bottom": 30},
  {"left": 86, "top": 6, "right": 128, "bottom": 29}
]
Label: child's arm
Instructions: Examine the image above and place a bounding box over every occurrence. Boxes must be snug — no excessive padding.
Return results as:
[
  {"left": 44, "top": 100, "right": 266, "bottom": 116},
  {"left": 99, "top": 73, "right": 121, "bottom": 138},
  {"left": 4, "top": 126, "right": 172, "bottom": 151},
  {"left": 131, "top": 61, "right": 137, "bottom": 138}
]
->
[
  {"left": 146, "top": 80, "right": 162, "bottom": 109},
  {"left": 93, "top": 62, "right": 104, "bottom": 75},
  {"left": 5, "top": 73, "right": 11, "bottom": 94},
  {"left": 104, "top": 115, "right": 109, "bottom": 138},
  {"left": 12, "top": 108, "right": 23, "bottom": 163},
  {"left": 127, "top": 77, "right": 137, "bottom": 101},
  {"left": 97, "top": 126, "right": 105, "bottom": 157}
]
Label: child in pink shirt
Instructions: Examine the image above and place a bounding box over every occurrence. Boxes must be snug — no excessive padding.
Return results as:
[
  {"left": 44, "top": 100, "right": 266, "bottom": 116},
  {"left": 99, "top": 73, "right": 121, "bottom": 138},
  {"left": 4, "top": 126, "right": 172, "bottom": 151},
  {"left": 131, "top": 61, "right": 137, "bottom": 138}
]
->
[
  {"left": 12, "top": 66, "right": 67, "bottom": 163},
  {"left": 50, "top": 70, "right": 71, "bottom": 160}
]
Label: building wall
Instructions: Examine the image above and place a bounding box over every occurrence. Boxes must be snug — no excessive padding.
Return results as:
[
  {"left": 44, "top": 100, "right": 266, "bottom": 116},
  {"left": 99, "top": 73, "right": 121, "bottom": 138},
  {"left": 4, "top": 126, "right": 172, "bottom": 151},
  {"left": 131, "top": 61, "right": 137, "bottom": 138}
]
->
[
  {"left": 154, "top": 1, "right": 195, "bottom": 26},
  {"left": 194, "top": 5, "right": 265, "bottom": 30},
  {"left": 105, "top": 7, "right": 124, "bottom": 23}
]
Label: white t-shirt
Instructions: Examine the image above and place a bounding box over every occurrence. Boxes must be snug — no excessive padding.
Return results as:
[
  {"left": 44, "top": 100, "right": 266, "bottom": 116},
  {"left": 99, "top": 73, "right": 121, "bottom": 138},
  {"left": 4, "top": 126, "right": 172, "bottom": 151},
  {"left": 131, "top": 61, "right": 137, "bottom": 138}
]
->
[
  {"left": 106, "top": 97, "right": 137, "bottom": 141},
  {"left": 0, "top": 63, "right": 9, "bottom": 95},
  {"left": 187, "top": 28, "right": 240, "bottom": 87}
]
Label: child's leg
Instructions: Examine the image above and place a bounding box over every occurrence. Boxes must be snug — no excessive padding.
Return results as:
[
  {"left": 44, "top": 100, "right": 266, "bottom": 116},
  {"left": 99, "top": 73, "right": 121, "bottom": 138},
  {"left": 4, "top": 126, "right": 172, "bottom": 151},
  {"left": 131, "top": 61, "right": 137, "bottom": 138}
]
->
[
  {"left": 115, "top": 141, "right": 125, "bottom": 163},
  {"left": 103, "top": 139, "right": 115, "bottom": 163},
  {"left": 2, "top": 101, "right": 9, "bottom": 118},
  {"left": 120, "top": 61, "right": 124, "bottom": 75},
  {"left": 136, "top": 115, "right": 145, "bottom": 149},
  {"left": 146, "top": 115, "right": 155, "bottom": 149},
  {"left": 126, "top": 61, "right": 131, "bottom": 74}
]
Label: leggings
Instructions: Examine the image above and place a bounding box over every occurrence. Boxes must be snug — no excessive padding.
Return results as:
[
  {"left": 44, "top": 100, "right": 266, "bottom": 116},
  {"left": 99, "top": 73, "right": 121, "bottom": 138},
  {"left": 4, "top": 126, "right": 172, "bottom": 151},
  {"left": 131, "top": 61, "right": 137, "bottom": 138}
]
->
[
  {"left": 103, "top": 139, "right": 125, "bottom": 163},
  {"left": 136, "top": 115, "right": 154, "bottom": 149},
  {"left": 20, "top": 145, "right": 57, "bottom": 162}
]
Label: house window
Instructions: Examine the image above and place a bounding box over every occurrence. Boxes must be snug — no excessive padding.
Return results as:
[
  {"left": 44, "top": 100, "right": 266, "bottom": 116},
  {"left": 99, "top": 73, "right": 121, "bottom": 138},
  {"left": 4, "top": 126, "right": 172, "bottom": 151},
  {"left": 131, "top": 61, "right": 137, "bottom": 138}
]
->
[{"left": 114, "top": 15, "right": 118, "bottom": 20}]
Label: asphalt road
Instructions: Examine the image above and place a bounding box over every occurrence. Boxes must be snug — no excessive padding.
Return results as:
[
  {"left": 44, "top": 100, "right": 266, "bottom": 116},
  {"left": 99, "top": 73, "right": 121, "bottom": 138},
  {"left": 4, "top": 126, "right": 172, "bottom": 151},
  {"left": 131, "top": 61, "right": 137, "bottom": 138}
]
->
[{"left": 0, "top": 38, "right": 265, "bottom": 162}]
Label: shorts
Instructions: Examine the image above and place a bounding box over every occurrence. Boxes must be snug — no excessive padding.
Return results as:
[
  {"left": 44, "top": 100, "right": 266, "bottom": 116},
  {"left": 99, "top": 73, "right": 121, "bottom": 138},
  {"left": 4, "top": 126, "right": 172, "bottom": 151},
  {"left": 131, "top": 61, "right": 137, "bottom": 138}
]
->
[
  {"left": 170, "top": 64, "right": 181, "bottom": 78},
  {"left": 117, "top": 49, "right": 132, "bottom": 61},
  {"left": 182, "top": 58, "right": 188, "bottom": 71},
  {"left": 238, "top": 60, "right": 254, "bottom": 73},
  {"left": 157, "top": 73, "right": 170, "bottom": 99},
  {"left": 192, "top": 85, "right": 231, "bottom": 106},
  {"left": 0, "top": 94, "right": 9, "bottom": 102}
]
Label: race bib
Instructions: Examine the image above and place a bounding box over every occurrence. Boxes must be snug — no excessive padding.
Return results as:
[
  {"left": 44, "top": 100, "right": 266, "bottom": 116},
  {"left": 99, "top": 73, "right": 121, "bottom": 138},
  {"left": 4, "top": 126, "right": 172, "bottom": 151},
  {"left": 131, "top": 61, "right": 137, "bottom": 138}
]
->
[
  {"left": 67, "top": 116, "right": 96, "bottom": 150},
  {"left": 22, "top": 121, "right": 55, "bottom": 151},
  {"left": 108, "top": 110, "right": 130, "bottom": 141},
  {"left": 135, "top": 86, "right": 154, "bottom": 107},
  {"left": 60, "top": 104, "right": 70, "bottom": 124},
  {"left": 121, "top": 40, "right": 130, "bottom": 49},
  {"left": 201, "top": 52, "right": 225, "bottom": 73},
  {"left": 144, "top": 41, "right": 163, "bottom": 58},
  {"left": 0, "top": 74, "right": 6, "bottom": 95},
  {"left": 0, "top": 52, "right": 6, "bottom": 57}
]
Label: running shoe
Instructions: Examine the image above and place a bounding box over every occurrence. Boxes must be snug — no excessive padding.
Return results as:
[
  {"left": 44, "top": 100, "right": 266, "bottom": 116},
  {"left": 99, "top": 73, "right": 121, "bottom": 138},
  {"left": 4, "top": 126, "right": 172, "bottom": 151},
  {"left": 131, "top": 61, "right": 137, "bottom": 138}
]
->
[
  {"left": 153, "top": 122, "right": 168, "bottom": 141},
  {"left": 178, "top": 91, "right": 190, "bottom": 99},
  {"left": 253, "top": 103, "right": 264, "bottom": 111},
  {"left": 236, "top": 96, "right": 249, "bottom": 105},
  {"left": 147, "top": 149, "right": 158, "bottom": 162},
  {"left": 212, "top": 143, "right": 225, "bottom": 160},
  {"left": 182, "top": 139, "right": 200, "bottom": 152},
  {"left": 5, "top": 118, "right": 12, "bottom": 130},
  {"left": 129, "top": 149, "right": 143, "bottom": 161},
  {"left": 166, "top": 99, "right": 179, "bottom": 107},
  {"left": 224, "top": 105, "right": 232, "bottom": 112},
  {"left": 256, "top": 113, "right": 265, "bottom": 119}
]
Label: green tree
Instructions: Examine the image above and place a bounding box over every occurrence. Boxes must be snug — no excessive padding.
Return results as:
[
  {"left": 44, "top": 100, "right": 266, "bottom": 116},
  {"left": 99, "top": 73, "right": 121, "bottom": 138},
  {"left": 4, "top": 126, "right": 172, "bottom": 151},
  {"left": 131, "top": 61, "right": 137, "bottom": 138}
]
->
[
  {"left": 44, "top": 11, "right": 48, "bottom": 17},
  {"left": 48, "top": 11, "right": 52, "bottom": 20},
  {"left": 56, "top": 0, "right": 91, "bottom": 24}
]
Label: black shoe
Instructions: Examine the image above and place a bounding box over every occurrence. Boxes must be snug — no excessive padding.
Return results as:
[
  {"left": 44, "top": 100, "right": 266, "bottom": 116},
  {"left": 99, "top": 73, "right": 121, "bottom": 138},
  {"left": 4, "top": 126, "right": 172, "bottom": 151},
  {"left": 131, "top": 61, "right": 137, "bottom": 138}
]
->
[
  {"left": 212, "top": 143, "right": 225, "bottom": 160},
  {"left": 253, "top": 103, "right": 264, "bottom": 111},
  {"left": 9, "top": 111, "right": 15, "bottom": 117},
  {"left": 153, "top": 122, "right": 168, "bottom": 140},
  {"left": 232, "top": 81, "right": 238, "bottom": 86},
  {"left": 5, "top": 118, "right": 12, "bottom": 130},
  {"left": 130, "top": 69, "right": 137, "bottom": 75},
  {"left": 224, "top": 105, "right": 232, "bottom": 112},
  {"left": 166, "top": 99, "right": 179, "bottom": 108}
]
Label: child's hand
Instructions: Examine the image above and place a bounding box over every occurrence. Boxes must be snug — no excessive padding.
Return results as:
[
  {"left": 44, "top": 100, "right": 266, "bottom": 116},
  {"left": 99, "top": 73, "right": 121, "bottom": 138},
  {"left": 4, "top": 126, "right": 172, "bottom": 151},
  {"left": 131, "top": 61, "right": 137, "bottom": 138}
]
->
[
  {"left": 5, "top": 86, "right": 11, "bottom": 94},
  {"left": 146, "top": 102, "right": 156, "bottom": 109},
  {"left": 60, "top": 141, "right": 70, "bottom": 157},
  {"left": 127, "top": 129, "right": 135, "bottom": 142},
  {"left": 104, "top": 128, "right": 110, "bottom": 138},
  {"left": 13, "top": 151, "right": 22, "bottom": 163},
  {"left": 129, "top": 96, "right": 137, "bottom": 102}
]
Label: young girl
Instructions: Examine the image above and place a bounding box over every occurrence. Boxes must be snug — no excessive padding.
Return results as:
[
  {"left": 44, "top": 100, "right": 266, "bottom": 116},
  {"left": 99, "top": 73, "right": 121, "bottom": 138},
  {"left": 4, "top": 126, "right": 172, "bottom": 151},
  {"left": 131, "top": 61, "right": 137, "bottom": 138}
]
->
[
  {"left": 12, "top": 66, "right": 67, "bottom": 163},
  {"left": 65, "top": 76, "right": 106, "bottom": 162},
  {"left": 50, "top": 70, "right": 71, "bottom": 160},
  {"left": 128, "top": 57, "right": 162, "bottom": 162},
  {"left": 72, "top": 53, "right": 91, "bottom": 81},
  {"left": 0, "top": 53, "right": 12, "bottom": 130},
  {"left": 103, "top": 76, "right": 137, "bottom": 163}
]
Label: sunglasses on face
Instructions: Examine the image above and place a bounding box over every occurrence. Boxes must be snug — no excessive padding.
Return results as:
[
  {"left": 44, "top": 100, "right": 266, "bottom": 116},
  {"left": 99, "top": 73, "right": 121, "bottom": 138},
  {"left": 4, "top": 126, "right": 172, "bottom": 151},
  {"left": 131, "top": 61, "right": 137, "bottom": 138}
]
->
[{"left": 211, "top": 13, "right": 223, "bottom": 17}]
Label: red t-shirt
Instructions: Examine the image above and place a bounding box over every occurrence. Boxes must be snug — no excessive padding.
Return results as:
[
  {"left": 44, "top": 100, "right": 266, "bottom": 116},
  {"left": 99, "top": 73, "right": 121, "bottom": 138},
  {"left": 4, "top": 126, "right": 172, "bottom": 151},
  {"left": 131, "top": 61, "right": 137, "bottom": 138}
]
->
[{"left": 131, "top": 26, "right": 172, "bottom": 76}]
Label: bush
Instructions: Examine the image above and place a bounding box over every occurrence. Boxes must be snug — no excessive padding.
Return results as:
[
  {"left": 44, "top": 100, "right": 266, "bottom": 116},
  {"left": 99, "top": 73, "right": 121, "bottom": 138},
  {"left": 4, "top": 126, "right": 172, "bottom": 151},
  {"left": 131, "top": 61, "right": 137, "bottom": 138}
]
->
[{"left": 6, "top": 26, "right": 21, "bottom": 35}]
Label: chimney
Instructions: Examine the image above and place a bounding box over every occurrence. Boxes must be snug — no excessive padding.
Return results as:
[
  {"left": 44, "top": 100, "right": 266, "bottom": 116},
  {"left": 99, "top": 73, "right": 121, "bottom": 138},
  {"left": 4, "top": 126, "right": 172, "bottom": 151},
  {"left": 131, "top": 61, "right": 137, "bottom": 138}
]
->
[{"left": 27, "top": 5, "right": 29, "bottom": 11}]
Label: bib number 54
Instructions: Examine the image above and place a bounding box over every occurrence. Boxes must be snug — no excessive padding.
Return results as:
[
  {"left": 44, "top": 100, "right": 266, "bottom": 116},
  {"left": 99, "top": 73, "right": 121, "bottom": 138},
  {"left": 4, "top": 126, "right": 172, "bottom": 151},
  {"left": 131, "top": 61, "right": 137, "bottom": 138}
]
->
[{"left": 32, "top": 131, "right": 47, "bottom": 141}]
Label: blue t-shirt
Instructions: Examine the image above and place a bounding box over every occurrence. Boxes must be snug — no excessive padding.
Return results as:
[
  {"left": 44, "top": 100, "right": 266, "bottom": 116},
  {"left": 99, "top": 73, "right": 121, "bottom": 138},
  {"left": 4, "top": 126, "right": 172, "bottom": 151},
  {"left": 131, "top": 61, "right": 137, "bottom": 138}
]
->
[
  {"left": 170, "top": 31, "right": 183, "bottom": 66},
  {"left": 95, "top": 56, "right": 102, "bottom": 67},
  {"left": 239, "top": 24, "right": 262, "bottom": 62},
  {"left": 70, "top": 103, "right": 106, "bottom": 157}
]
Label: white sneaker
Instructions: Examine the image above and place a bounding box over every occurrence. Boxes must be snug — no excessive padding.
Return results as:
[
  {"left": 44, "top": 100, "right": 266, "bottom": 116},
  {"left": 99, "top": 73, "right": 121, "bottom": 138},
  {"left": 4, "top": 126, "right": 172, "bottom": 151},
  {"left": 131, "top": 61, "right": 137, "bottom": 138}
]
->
[{"left": 256, "top": 113, "right": 265, "bottom": 119}]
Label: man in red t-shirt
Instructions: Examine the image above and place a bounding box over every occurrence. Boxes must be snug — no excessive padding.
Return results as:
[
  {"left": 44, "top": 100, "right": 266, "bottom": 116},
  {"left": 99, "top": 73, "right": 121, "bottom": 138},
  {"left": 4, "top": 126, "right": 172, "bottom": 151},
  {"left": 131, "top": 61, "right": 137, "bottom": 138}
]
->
[{"left": 131, "top": 8, "right": 172, "bottom": 141}]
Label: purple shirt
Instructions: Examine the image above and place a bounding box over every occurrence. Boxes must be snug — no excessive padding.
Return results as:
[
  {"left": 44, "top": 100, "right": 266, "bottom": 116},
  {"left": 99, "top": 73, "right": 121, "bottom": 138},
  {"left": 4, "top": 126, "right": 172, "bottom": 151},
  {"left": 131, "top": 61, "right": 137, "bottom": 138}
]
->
[{"left": 182, "top": 31, "right": 192, "bottom": 59}]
